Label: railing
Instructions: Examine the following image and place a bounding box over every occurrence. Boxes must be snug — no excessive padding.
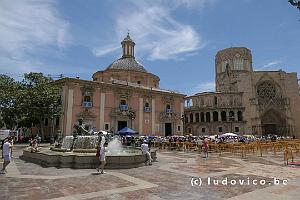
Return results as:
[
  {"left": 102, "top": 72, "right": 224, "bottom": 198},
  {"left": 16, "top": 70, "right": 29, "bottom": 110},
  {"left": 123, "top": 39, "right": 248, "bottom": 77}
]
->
[
  {"left": 166, "top": 109, "right": 172, "bottom": 114},
  {"left": 144, "top": 107, "right": 151, "bottom": 112},
  {"left": 119, "top": 104, "right": 129, "bottom": 111},
  {"left": 82, "top": 101, "right": 92, "bottom": 108}
]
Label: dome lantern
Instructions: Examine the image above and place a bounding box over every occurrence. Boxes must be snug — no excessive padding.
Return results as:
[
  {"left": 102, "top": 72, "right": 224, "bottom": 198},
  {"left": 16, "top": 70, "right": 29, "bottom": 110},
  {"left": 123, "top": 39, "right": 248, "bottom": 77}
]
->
[{"left": 121, "top": 32, "right": 135, "bottom": 58}]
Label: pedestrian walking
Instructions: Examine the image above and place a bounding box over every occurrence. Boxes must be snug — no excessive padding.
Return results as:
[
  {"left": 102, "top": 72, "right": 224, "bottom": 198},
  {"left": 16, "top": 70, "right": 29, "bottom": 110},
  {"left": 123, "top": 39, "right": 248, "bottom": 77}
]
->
[
  {"left": 96, "top": 142, "right": 107, "bottom": 174},
  {"left": 141, "top": 140, "right": 152, "bottom": 165},
  {"left": 1, "top": 137, "right": 13, "bottom": 174}
]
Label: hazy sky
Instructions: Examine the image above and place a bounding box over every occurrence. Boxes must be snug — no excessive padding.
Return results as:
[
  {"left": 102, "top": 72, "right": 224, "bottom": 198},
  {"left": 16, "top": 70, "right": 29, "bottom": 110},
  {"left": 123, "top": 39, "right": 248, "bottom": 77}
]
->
[{"left": 0, "top": 0, "right": 299, "bottom": 95}]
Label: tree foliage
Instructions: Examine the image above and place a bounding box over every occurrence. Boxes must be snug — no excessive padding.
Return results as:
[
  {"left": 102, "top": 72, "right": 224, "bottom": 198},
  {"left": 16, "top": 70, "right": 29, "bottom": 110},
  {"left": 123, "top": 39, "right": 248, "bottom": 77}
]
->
[
  {"left": 0, "top": 73, "right": 62, "bottom": 132},
  {"left": 0, "top": 75, "right": 21, "bottom": 129}
]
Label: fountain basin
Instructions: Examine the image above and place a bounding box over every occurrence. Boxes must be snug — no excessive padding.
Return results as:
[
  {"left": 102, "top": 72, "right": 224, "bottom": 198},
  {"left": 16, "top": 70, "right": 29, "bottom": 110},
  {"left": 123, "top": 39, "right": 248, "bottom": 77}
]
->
[{"left": 21, "top": 147, "right": 157, "bottom": 169}]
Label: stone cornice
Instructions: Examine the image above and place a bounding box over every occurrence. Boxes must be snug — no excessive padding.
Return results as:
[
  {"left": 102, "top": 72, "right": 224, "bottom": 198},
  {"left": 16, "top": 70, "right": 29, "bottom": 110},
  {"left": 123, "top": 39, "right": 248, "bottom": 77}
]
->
[
  {"left": 93, "top": 69, "right": 160, "bottom": 81},
  {"left": 53, "top": 77, "right": 186, "bottom": 97}
]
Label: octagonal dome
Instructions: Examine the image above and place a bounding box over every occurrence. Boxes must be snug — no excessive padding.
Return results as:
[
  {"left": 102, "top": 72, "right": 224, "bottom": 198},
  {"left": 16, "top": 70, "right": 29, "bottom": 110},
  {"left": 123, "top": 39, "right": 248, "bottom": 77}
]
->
[{"left": 106, "top": 57, "right": 147, "bottom": 73}]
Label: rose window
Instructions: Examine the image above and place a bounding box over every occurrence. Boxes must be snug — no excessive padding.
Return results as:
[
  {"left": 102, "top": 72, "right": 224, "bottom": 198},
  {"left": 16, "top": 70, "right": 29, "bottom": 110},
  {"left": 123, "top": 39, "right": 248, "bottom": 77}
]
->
[{"left": 257, "top": 81, "right": 276, "bottom": 101}]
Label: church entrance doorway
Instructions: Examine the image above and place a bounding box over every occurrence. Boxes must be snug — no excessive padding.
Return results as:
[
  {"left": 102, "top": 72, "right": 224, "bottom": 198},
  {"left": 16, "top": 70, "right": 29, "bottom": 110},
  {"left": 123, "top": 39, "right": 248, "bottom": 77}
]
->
[
  {"left": 118, "top": 121, "right": 127, "bottom": 131},
  {"left": 165, "top": 123, "right": 172, "bottom": 137},
  {"left": 263, "top": 124, "right": 277, "bottom": 135},
  {"left": 261, "top": 109, "right": 287, "bottom": 136}
]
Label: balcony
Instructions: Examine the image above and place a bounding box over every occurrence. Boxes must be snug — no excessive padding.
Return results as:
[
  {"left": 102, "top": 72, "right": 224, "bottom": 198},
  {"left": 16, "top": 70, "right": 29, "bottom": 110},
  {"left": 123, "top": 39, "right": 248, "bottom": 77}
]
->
[
  {"left": 144, "top": 107, "right": 151, "bottom": 112},
  {"left": 82, "top": 101, "right": 92, "bottom": 108},
  {"left": 166, "top": 109, "right": 172, "bottom": 114},
  {"left": 119, "top": 104, "right": 129, "bottom": 111}
]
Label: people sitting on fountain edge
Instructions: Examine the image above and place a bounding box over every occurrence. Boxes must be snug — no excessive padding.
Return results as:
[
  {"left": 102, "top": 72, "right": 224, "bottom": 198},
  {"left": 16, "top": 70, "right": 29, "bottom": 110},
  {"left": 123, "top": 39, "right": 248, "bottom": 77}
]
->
[
  {"left": 141, "top": 140, "right": 152, "bottom": 166},
  {"left": 96, "top": 141, "right": 107, "bottom": 174},
  {"left": 30, "top": 139, "right": 40, "bottom": 153}
]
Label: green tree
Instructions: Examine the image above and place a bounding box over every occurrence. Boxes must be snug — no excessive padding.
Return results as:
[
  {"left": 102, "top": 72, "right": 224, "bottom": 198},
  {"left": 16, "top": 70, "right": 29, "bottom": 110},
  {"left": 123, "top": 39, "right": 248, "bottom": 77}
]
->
[
  {"left": 0, "top": 75, "right": 21, "bottom": 129},
  {"left": 0, "top": 73, "right": 62, "bottom": 140},
  {"left": 20, "top": 72, "right": 62, "bottom": 140}
]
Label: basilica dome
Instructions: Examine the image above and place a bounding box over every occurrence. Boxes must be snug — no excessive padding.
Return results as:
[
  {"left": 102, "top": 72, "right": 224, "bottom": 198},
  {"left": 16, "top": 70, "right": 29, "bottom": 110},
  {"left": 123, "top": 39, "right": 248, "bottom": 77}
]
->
[
  {"left": 92, "top": 33, "right": 160, "bottom": 88},
  {"left": 106, "top": 57, "right": 147, "bottom": 73}
]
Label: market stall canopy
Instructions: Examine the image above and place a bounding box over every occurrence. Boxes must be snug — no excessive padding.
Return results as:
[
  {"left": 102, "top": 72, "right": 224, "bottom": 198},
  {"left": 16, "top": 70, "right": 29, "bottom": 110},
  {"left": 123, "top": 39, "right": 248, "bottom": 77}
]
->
[
  {"left": 220, "top": 133, "right": 238, "bottom": 137},
  {"left": 118, "top": 127, "right": 138, "bottom": 136}
]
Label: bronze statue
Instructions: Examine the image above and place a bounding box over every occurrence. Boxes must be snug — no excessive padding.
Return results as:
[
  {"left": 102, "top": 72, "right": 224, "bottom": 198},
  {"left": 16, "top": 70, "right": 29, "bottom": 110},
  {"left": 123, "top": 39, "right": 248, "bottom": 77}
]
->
[{"left": 73, "top": 118, "right": 90, "bottom": 135}]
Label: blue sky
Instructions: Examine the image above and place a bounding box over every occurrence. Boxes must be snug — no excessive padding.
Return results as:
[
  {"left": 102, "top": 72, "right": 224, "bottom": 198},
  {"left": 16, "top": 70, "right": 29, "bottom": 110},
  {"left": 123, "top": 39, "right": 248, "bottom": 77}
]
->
[{"left": 0, "top": 0, "right": 299, "bottom": 95}]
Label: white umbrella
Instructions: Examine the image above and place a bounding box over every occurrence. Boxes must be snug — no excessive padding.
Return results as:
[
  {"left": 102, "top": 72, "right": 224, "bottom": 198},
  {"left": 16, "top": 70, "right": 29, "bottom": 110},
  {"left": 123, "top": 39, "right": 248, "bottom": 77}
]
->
[
  {"left": 209, "top": 135, "right": 217, "bottom": 140},
  {"left": 99, "top": 131, "right": 109, "bottom": 135},
  {"left": 220, "top": 133, "right": 238, "bottom": 137}
]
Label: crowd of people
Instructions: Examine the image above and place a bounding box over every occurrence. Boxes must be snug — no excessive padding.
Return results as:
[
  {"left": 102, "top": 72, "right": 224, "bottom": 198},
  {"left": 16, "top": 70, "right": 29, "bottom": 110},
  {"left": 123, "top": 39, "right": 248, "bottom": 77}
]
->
[{"left": 120, "top": 134, "right": 297, "bottom": 148}]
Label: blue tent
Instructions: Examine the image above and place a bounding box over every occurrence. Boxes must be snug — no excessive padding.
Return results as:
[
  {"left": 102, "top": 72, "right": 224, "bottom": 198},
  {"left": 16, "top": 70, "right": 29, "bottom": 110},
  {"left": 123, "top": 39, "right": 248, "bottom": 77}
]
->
[{"left": 118, "top": 127, "right": 138, "bottom": 136}]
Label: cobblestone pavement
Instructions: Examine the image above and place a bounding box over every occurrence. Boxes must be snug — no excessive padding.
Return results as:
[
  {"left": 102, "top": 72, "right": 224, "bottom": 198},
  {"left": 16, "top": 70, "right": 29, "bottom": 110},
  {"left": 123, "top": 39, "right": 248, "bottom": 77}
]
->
[{"left": 0, "top": 145, "right": 300, "bottom": 200}]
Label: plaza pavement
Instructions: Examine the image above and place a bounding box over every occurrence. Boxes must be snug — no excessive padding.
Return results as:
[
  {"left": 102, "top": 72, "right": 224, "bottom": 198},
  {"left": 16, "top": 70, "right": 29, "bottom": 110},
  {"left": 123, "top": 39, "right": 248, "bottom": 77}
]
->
[{"left": 0, "top": 145, "right": 300, "bottom": 200}]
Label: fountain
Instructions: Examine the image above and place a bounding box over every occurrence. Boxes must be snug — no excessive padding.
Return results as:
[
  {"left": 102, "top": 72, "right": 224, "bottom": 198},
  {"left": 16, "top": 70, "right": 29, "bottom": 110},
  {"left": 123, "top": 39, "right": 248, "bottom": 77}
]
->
[{"left": 22, "top": 119, "right": 157, "bottom": 169}]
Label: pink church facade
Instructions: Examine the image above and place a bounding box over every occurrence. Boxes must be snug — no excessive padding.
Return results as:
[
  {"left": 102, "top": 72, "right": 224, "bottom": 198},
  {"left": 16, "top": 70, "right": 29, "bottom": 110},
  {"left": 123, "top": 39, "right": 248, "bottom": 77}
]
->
[{"left": 55, "top": 34, "right": 185, "bottom": 136}]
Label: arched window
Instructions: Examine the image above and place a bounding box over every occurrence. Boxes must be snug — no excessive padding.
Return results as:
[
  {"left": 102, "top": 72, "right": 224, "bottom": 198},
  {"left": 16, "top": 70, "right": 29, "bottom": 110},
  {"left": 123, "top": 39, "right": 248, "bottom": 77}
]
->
[
  {"left": 84, "top": 96, "right": 91, "bottom": 102},
  {"left": 166, "top": 104, "right": 172, "bottom": 113},
  {"left": 238, "top": 111, "right": 243, "bottom": 121},
  {"left": 120, "top": 99, "right": 127, "bottom": 105},
  {"left": 82, "top": 93, "right": 93, "bottom": 108},
  {"left": 235, "top": 127, "right": 240, "bottom": 132},
  {"left": 229, "top": 111, "right": 235, "bottom": 121},
  {"left": 214, "top": 96, "right": 218, "bottom": 106},
  {"left": 190, "top": 113, "right": 194, "bottom": 123},
  {"left": 145, "top": 102, "right": 149, "bottom": 108},
  {"left": 206, "top": 112, "right": 211, "bottom": 122},
  {"left": 234, "top": 57, "right": 244, "bottom": 70},
  {"left": 200, "top": 112, "right": 205, "bottom": 122},
  {"left": 221, "top": 111, "right": 227, "bottom": 121},
  {"left": 213, "top": 111, "right": 218, "bottom": 122},
  {"left": 185, "top": 115, "right": 188, "bottom": 123},
  {"left": 119, "top": 99, "right": 128, "bottom": 111},
  {"left": 195, "top": 113, "right": 200, "bottom": 122},
  {"left": 218, "top": 127, "right": 223, "bottom": 133}
]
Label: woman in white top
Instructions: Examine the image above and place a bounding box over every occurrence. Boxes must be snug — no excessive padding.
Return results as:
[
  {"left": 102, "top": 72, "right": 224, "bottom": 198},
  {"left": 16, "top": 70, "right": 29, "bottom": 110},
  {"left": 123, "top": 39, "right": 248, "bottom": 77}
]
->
[
  {"left": 1, "top": 137, "right": 13, "bottom": 174},
  {"left": 96, "top": 142, "right": 107, "bottom": 174}
]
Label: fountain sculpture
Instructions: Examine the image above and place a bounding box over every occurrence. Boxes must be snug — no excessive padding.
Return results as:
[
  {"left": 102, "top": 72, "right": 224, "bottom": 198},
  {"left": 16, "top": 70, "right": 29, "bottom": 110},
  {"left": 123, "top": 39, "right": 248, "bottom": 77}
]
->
[{"left": 22, "top": 119, "right": 156, "bottom": 169}]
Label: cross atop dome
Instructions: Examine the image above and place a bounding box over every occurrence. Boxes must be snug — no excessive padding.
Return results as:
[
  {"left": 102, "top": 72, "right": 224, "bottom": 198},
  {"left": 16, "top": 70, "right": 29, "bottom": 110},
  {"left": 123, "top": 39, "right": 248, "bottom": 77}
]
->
[{"left": 121, "top": 33, "right": 135, "bottom": 58}]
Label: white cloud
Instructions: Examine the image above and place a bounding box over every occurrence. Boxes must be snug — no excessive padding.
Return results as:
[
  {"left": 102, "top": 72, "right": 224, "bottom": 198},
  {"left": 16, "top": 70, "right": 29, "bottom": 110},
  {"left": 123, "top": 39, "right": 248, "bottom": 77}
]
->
[
  {"left": 0, "top": 0, "right": 71, "bottom": 73},
  {"left": 93, "top": 0, "right": 211, "bottom": 60},
  {"left": 92, "top": 45, "right": 120, "bottom": 57},
  {"left": 189, "top": 81, "right": 215, "bottom": 95},
  {"left": 171, "top": 0, "right": 218, "bottom": 10},
  {"left": 255, "top": 60, "right": 281, "bottom": 71}
]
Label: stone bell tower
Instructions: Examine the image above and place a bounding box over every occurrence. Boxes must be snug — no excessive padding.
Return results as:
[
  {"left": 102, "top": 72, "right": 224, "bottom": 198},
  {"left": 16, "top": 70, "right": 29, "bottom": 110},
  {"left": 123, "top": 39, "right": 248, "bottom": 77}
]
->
[{"left": 215, "top": 47, "right": 253, "bottom": 92}]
